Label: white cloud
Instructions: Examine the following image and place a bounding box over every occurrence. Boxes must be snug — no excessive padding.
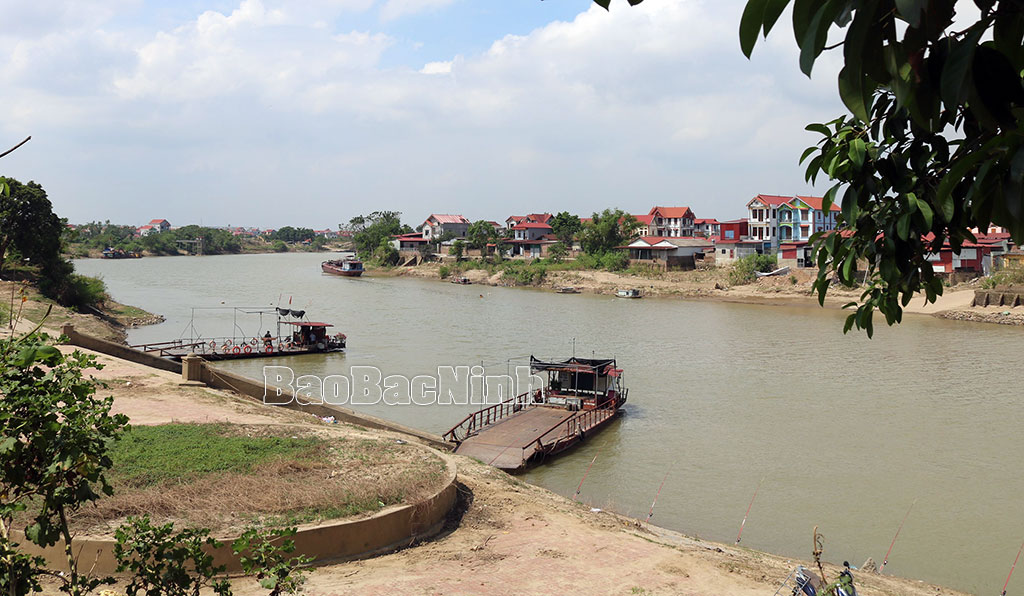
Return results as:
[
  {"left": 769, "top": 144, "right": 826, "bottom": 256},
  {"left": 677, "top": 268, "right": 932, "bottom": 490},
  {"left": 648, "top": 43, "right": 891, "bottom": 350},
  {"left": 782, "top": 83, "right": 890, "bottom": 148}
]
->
[
  {"left": 0, "top": 0, "right": 849, "bottom": 227},
  {"left": 379, "top": 0, "right": 458, "bottom": 21}
]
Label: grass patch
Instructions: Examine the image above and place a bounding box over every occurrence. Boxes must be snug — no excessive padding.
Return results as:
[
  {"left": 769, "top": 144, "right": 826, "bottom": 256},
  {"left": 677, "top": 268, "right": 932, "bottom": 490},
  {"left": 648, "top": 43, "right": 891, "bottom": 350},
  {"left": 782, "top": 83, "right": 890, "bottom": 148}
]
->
[{"left": 109, "top": 423, "right": 323, "bottom": 487}]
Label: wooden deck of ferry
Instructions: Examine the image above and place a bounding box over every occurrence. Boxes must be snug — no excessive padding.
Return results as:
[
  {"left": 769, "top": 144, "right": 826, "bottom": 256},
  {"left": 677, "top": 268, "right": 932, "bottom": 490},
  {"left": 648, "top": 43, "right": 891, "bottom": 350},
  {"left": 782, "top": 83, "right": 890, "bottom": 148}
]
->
[{"left": 443, "top": 396, "right": 621, "bottom": 471}]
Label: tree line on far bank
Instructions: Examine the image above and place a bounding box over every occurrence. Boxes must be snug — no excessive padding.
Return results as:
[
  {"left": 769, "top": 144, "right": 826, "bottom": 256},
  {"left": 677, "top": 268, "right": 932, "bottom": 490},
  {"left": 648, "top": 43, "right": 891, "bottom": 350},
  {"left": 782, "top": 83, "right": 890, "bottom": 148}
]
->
[
  {"left": 345, "top": 208, "right": 641, "bottom": 272},
  {"left": 66, "top": 224, "right": 330, "bottom": 257}
]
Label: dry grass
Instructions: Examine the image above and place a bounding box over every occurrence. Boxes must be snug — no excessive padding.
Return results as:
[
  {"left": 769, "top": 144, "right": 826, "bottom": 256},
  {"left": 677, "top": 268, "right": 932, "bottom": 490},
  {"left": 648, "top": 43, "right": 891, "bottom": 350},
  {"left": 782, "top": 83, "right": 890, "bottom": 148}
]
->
[{"left": 66, "top": 424, "right": 448, "bottom": 537}]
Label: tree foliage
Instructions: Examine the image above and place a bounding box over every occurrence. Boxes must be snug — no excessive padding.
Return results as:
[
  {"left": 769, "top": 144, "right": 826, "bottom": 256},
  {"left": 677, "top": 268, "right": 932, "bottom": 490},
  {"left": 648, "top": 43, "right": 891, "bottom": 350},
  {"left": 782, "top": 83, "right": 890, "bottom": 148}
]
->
[
  {"left": 268, "top": 227, "right": 315, "bottom": 244},
  {"left": 232, "top": 526, "right": 312, "bottom": 596},
  {"left": 114, "top": 516, "right": 232, "bottom": 596},
  {"left": 549, "top": 211, "right": 582, "bottom": 245},
  {"left": 606, "top": 0, "right": 1024, "bottom": 336},
  {"left": 0, "top": 332, "right": 129, "bottom": 595},
  {"left": 346, "top": 211, "right": 406, "bottom": 258},
  {"left": 579, "top": 208, "right": 638, "bottom": 256},
  {"left": 466, "top": 220, "right": 495, "bottom": 253}
]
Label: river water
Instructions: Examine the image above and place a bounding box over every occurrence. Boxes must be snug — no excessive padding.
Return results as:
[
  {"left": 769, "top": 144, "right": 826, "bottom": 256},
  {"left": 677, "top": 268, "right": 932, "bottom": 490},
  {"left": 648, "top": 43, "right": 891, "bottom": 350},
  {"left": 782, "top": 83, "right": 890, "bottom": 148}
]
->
[{"left": 75, "top": 252, "right": 1024, "bottom": 594}]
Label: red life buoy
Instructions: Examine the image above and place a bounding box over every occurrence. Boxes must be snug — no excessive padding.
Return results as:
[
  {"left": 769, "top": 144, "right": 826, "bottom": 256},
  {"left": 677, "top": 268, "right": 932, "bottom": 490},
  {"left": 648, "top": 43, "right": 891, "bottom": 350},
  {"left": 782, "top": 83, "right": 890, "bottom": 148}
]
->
[
  {"left": 243, "top": 345, "right": 252, "bottom": 354},
  {"left": 265, "top": 345, "right": 274, "bottom": 354},
  {"left": 224, "top": 339, "right": 233, "bottom": 347},
  {"left": 232, "top": 346, "right": 241, "bottom": 354},
  {"left": 250, "top": 338, "right": 258, "bottom": 346}
]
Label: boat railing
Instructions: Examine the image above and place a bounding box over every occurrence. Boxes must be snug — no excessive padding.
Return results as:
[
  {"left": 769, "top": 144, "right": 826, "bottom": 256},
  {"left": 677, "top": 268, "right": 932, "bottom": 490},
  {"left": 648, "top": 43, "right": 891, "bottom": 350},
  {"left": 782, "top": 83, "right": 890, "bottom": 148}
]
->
[
  {"left": 442, "top": 393, "right": 531, "bottom": 443},
  {"left": 131, "top": 336, "right": 293, "bottom": 358},
  {"left": 518, "top": 406, "right": 617, "bottom": 466}
]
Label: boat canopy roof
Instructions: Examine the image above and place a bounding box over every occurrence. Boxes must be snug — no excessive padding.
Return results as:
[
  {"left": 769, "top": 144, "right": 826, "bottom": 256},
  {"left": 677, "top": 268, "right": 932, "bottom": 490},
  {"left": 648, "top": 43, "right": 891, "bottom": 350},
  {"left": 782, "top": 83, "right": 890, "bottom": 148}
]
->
[
  {"left": 284, "top": 322, "right": 333, "bottom": 327},
  {"left": 530, "top": 356, "right": 620, "bottom": 376}
]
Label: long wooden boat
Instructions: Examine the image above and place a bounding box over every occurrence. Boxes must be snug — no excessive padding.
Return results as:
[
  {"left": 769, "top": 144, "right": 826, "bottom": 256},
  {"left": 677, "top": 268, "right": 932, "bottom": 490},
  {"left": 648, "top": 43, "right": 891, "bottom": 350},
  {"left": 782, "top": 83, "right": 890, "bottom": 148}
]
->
[
  {"left": 443, "top": 356, "right": 627, "bottom": 471},
  {"left": 322, "top": 258, "right": 364, "bottom": 277}
]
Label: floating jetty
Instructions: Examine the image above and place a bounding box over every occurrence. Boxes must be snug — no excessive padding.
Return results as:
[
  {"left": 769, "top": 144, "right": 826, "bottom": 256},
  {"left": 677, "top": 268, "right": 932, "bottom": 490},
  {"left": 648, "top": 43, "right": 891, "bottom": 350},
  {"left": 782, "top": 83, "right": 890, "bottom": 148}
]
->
[
  {"left": 443, "top": 356, "right": 627, "bottom": 471},
  {"left": 131, "top": 306, "right": 346, "bottom": 362}
]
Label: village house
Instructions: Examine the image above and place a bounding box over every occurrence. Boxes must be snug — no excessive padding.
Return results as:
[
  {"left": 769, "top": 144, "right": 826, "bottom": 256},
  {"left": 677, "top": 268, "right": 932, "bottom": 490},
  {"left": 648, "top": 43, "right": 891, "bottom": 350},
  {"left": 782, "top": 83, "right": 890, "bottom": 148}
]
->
[
  {"left": 747, "top": 195, "right": 839, "bottom": 249},
  {"left": 508, "top": 222, "right": 558, "bottom": 258},
  {"left": 313, "top": 229, "right": 339, "bottom": 239},
  {"left": 622, "top": 236, "right": 712, "bottom": 270},
  {"left": 647, "top": 206, "right": 696, "bottom": 237},
  {"left": 694, "top": 218, "right": 720, "bottom": 237},
  {"left": 746, "top": 194, "right": 790, "bottom": 248},
  {"left": 926, "top": 237, "right": 996, "bottom": 276},
  {"left": 420, "top": 214, "right": 470, "bottom": 241},
  {"left": 148, "top": 219, "right": 171, "bottom": 232},
  {"left": 633, "top": 214, "right": 654, "bottom": 237},
  {"left": 391, "top": 232, "right": 430, "bottom": 252},
  {"left": 505, "top": 213, "right": 554, "bottom": 229}
]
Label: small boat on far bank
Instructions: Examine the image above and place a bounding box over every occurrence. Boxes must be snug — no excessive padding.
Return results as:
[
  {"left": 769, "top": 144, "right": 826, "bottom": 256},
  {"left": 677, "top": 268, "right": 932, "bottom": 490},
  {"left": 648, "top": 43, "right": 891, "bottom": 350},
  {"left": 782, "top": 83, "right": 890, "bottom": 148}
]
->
[
  {"left": 556, "top": 286, "right": 580, "bottom": 294},
  {"left": 102, "top": 247, "right": 142, "bottom": 259},
  {"left": 616, "top": 288, "right": 642, "bottom": 299},
  {"left": 322, "top": 258, "right": 364, "bottom": 277},
  {"left": 450, "top": 276, "right": 471, "bottom": 285}
]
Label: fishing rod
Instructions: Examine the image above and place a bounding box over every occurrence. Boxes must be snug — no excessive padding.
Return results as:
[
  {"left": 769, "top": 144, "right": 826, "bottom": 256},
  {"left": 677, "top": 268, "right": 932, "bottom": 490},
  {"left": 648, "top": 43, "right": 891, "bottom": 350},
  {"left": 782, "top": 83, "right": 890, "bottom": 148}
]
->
[
  {"left": 879, "top": 498, "right": 917, "bottom": 573},
  {"left": 1001, "top": 539, "right": 1024, "bottom": 596},
  {"left": 646, "top": 470, "right": 670, "bottom": 524},
  {"left": 573, "top": 453, "right": 599, "bottom": 502},
  {"left": 735, "top": 474, "right": 766, "bottom": 545}
]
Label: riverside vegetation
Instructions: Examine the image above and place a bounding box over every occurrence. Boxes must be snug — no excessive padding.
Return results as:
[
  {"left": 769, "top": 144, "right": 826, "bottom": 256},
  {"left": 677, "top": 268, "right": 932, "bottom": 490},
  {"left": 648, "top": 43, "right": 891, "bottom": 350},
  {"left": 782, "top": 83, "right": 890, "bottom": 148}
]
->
[{"left": 0, "top": 326, "right": 444, "bottom": 596}]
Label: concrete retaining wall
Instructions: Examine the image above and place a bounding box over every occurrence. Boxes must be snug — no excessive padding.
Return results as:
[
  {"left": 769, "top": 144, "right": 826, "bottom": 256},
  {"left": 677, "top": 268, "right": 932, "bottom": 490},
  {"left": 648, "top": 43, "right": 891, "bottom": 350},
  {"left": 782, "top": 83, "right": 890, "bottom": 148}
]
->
[
  {"left": 973, "top": 287, "right": 1024, "bottom": 307},
  {"left": 17, "top": 450, "right": 458, "bottom": 574},
  {"left": 198, "top": 364, "right": 449, "bottom": 450},
  {"left": 61, "top": 324, "right": 182, "bottom": 374}
]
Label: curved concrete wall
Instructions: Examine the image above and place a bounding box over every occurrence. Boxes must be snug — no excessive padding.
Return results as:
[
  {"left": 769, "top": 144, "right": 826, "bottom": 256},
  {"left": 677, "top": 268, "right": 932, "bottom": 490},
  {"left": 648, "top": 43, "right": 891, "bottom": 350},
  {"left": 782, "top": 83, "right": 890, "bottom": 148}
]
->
[{"left": 16, "top": 449, "right": 458, "bottom": 575}]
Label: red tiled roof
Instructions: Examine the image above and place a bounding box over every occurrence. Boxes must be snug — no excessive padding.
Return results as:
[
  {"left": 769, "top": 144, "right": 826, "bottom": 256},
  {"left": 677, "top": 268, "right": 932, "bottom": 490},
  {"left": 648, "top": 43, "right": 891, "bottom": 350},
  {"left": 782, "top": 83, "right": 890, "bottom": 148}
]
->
[
  {"left": 148, "top": 219, "right": 169, "bottom": 225},
  {"left": 526, "top": 213, "right": 553, "bottom": 224},
  {"left": 512, "top": 222, "right": 553, "bottom": 230},
  {"left": 137, "top": 225, "right": 153, "bottom": 230},
  {"left": 795, "top": 195, "right": 841, "bottom": 212},
  {"left": 747, "top": 194, "right": 792, "bottom": 207},
  {"left": 425, "top": 214, "right": 469, "bottom": 225},
  {"left": 648, "top": 206, "right": 695, "bottom": 219},
  {"left": 633, "top": 214, "right": 654, "bottom": 225},
  {"left": 694, "top": 218, "right": 719, "bottom": 224},
  {"left": 506, "top": 215, "right": 527, "bottom": 223}
]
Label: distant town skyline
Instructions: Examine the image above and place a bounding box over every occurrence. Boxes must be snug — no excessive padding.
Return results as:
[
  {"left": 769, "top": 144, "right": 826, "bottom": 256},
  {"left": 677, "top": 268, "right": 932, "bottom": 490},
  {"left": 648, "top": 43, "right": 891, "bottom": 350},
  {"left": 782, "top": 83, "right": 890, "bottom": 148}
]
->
[{"left": 2, "top": 0, "right": 845, "bottom": 229}]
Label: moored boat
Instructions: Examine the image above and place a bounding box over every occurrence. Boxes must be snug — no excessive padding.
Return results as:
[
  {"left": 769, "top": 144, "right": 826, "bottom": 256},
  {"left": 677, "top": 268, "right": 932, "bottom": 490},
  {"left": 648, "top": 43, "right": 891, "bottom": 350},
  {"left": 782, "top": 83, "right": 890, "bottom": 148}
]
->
[
  {"left": 450, "top": 276, "right": 471, "bottom": 285},
  {"left": 616, "top": 288, "right": 642, "bottom": 298},
  {"left": 322, "top": 258, "right": 364, "bottom": 277},
  {"left": 555, "top": 286, "right": 580, "bottom": 294},
  {"left": 443, "top": 356, "right": 627, "bottom": 471}
]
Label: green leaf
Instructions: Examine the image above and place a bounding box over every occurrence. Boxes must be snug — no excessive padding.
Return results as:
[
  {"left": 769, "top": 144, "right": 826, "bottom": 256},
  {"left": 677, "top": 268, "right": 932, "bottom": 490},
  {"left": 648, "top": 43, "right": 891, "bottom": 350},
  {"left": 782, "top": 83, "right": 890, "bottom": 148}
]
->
[
  {"left": 849, "top": 137, "right": 866, "bottom": 167},
  {"left": 593, "top": 0, "right": 611, "bottom": 9},
  {"left": 940, "top": 26, "right": 985, "bottom": 107},
  {"left": 838, "top": 65, "right": 870, "bottom": 121},
  {"left": 740, "top": 0, "right": 770, "bottom": 58},
  {"left": 800, "top": 145, "right": 818, "bottom": 164},
  {"left": 799, "top": 1, "right": 835, "bottom": 76},
  {"left": 805, "top": 122, "right": 830, "bottom": 136},
  {"left": 915, "top": 195, "right": 934, "bottom": 228},
  {"left": 894, "top": 0, "right": 925, "bottom": 28},
  {"left": 897, "top": 213, "right": 910, "bottom": 240},
  {"left": 761, "top": 0, "right": 791, "bottom": 37}
]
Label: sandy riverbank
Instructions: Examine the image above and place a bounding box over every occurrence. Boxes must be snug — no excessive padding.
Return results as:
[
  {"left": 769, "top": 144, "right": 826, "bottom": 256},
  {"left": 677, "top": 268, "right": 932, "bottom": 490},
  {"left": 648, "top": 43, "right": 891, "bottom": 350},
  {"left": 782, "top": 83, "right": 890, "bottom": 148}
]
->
[
  {"left": 390, "top": 262, "right": 1024, "bottom": 327},
  {"left": 37, "top": 342, "right": 970, "bottom": 596}
]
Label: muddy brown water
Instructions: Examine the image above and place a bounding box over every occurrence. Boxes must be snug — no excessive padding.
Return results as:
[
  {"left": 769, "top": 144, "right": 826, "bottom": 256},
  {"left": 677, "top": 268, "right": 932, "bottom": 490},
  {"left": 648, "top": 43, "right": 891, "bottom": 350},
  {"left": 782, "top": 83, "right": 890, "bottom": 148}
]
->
[{"left": 76, "top": 252, "right": 1024, "bottom": 594}]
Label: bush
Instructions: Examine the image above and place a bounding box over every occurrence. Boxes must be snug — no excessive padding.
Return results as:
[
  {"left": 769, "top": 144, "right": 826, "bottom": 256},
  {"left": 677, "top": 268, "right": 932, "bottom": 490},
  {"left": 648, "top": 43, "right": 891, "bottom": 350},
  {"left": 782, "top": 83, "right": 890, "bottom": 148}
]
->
[
  {"left": 729, "top": 253, "right": 778, "bottom": 285},
  {"left": 272, "top": 240, "right": 288, "bottom": 253},
  {"left": 599, "top": 251, "right": 629, "bottom": 271},
  {"left": 439, "top": 265, "right": 451, "bottom": 279}
]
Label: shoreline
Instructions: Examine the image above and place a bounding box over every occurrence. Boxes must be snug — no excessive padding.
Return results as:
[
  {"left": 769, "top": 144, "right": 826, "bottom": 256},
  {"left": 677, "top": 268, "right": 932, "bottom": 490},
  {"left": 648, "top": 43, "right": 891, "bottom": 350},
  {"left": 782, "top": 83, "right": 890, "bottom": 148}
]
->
[
  {"left": 33, "top": 332, "right": 973, "bottom": 596},
  {"left": 384, "top": 261, "right": 1024, "bottom": 327}
]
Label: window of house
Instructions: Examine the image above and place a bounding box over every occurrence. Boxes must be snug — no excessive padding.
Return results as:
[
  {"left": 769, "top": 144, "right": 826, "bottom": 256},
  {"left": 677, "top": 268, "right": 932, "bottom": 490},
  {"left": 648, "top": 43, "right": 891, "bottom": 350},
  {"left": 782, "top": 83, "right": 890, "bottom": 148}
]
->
[{"left": 772, "top": 209, "right": 777, "bottom": 218}]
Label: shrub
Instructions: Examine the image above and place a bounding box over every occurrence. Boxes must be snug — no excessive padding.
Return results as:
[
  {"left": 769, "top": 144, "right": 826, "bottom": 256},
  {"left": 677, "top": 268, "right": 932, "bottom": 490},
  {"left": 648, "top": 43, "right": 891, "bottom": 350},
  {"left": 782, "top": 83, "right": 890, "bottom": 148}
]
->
[
  {"left": 729, "top": 253, "right": 778, "bottom": 285},
  {"left": 439, "top": 265, "right": 450, "bottom": 279},
  {"left": 599, "top": 251, "right": 629, "bottom": 271},
  {"left": 272, "top": 240, "right": 288, "bottom": 253}
]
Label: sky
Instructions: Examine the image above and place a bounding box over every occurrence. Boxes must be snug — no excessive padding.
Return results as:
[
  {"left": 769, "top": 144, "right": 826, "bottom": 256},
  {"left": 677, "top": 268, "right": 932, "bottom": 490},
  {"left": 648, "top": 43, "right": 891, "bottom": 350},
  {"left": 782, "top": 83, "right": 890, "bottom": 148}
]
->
[{"left": 0, "top": 0, "right": 848, "bottom": 229}]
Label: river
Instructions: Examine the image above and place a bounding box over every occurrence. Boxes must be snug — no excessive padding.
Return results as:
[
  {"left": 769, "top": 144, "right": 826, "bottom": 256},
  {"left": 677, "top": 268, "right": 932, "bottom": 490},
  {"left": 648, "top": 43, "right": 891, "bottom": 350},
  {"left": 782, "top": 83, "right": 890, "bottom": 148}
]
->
[{"left": 75, "top": 251, "right": 1024, "bottom": 594}]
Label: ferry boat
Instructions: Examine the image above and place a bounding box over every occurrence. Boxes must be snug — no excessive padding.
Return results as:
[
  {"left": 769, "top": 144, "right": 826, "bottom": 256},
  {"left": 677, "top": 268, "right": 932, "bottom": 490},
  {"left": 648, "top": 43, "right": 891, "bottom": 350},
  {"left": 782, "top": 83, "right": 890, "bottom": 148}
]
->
[
  {"left": 443, "top": 356, "right": 627, "bottom": 471},
  {"left": 616, "top": 288, "right": 642, "bottom": 299},
  {"left": 322, "top": 258, "right": 364, "bottom": 277},
  {"left": 130, "top": 306, "right": 346, "bottom": 361}
]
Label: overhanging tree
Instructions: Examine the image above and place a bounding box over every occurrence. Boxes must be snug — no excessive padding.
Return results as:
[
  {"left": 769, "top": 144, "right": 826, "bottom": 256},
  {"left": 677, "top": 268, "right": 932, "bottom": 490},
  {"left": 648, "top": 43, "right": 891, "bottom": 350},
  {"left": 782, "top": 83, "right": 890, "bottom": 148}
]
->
[{"left": 597, "top": 0, "right": 1024, "bottom": 336}]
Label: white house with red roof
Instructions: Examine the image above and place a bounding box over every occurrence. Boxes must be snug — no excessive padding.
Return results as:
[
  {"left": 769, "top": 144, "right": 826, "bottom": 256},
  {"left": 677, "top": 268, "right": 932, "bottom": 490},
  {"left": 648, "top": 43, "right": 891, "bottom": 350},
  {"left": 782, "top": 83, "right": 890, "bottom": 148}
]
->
[
  {"left": 420, "top": 214, "right": 470, "bottom": 241},
  {"left": 505, "top": 213, "right": 554, "bottom": 229},
  {"left": 648, "top": 206, "right": 696, "bottom": 237},
  {"left": 694, "top": 218, "right": 720, "bottom": 237},
  {"left": 148, "top": 219, "right": 171, "bottom": 232}
]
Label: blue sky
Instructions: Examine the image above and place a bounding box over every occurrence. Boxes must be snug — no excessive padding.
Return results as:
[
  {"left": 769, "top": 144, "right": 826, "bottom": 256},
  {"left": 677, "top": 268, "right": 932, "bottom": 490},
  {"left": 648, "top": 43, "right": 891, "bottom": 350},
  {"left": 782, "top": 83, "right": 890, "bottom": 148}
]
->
[{"left": 0, "top": 0, "right": 846, "bottom": 229}]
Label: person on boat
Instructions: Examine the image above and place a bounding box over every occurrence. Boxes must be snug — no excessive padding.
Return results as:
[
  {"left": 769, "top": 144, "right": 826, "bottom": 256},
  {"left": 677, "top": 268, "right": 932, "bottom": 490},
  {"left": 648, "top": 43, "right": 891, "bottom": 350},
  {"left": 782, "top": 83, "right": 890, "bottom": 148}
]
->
[{"left": 263, "top": 331, "right": 273, "bottom": 348}]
